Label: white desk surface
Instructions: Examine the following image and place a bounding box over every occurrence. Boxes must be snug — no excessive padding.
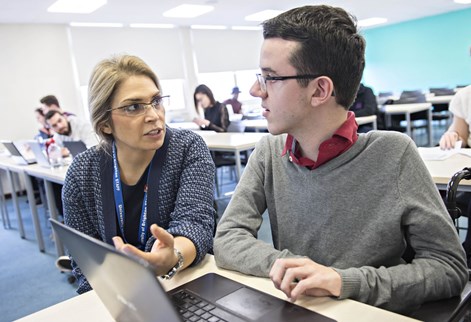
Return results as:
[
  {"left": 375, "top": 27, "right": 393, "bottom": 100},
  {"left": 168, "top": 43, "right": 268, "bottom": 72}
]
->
[
  {"left": 426, "top": 95, "right": 454, "bottom": 105},
  {"left": 381, "top": 102, "right": 432, "bottom": 114},
  {"left": 24, "top": 163, "right": 68, "bottom": 184},
  {"left": 197, "top": 132, "right": 268, "bottom": 151},
  {"left": 167, "top": 121, "right": 200, "bottom": 130},
  {"left": 423, "top": 152, "right": 471, "bottom": 189},
  {"left": 15, "top": 255, "right": 418, "bottom": 322},
  {"left": 355, "top": 115, "right": 377, "bottom": 126}
]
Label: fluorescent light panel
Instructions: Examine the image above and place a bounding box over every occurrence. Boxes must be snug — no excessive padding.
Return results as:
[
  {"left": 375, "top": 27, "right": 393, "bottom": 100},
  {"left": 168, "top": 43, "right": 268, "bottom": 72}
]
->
[
  {"left": 130, "top": 23, "right": 175, "bottom": 29},
  {"left": 231, "top": 26, "right": 262, "bottom": 31},
  {"left": 454, "top": 0, "right": 471, "bottom": 3},
  {"left": 48, "top": 0, "right": 107, "bottom": 14},
  {"left": 163, "top": 4, "right": 214, "bottom": 18},
  {"left": 245, "top": 10, "right": 283, "bottom": 22},
  {"left": 191, "top": 25, "right": 227, "bottom": 30},
  {"left": 70, "top": 22, "right": 123, "bottom": 28},
  {"left": 358, "top": 17, "right": 388, "bottom": 27}
]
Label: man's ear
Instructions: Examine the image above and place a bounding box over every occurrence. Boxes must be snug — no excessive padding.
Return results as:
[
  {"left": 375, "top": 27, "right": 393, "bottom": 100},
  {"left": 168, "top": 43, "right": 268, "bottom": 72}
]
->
[{"left": 310, "top": 76, "right": 335, "bottom": 106}]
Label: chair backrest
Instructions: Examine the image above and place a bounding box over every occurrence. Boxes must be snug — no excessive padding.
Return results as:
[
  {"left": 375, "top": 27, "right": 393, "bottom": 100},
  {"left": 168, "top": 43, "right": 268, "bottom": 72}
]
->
[
  {"left": 430, "top": 87, "right": 455, "bottom": 96},
  {"left": 396, "top": 90, "right": 426, "bottom": 104}
]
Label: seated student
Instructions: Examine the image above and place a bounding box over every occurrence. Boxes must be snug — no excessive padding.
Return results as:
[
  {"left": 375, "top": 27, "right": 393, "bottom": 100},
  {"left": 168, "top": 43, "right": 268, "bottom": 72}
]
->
[
  {"left": 40, "top": 94, "right": 75, "bottom": 118},
  {"left": 439, "top": 85, "right": 471, "bottom": 265},
  {"left": 213, "top": 5, "right": 468, "bottom": 314},
  {"left": 34, "top": 107, "right": 53, "bottom": 140},
  {"left": 349, "top": 83, "right": 382, "bottom": 132},
  {"left": 192, "top": 84, "right": 230, "bottom": 132},
  {"left": 62, "top": 54, "right": 216, "bottom": 294},
  {"left": 223, "top": 86, "right": 243, "bottom": 114}
]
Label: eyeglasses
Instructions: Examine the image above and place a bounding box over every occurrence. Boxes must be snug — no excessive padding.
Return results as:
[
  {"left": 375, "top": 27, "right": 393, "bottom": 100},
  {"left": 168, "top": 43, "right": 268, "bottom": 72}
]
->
[
  {"left": 109, "top": 95, "right": 170, "bottom": 116},
  {"left": 255, "top": 73, "right": 333, "bottom": 95}
]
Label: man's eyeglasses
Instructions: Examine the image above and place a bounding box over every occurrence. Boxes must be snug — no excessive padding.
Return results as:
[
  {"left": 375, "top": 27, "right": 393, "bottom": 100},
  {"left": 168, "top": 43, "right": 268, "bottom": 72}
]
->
[
  {"left": 108, "top": 95, "right": 170, "bottom": 116},
  {"left": 255, "top": 73, "right": 334, "bottom": 96}
]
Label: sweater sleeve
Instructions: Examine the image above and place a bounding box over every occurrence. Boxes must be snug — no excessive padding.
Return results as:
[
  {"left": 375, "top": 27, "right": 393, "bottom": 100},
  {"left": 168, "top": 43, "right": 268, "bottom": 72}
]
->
[
  {"left": 165, "top": 133, "right": 216, "bottom": 265},
  {"left": 214, "top": 137, "right": 300, "bottom": 276},
  {"left": 334, "top": 139, "right": 468, "bottom": 313},
  {"left": 62, "top": 157, "right": 96, "bottom": 294}
]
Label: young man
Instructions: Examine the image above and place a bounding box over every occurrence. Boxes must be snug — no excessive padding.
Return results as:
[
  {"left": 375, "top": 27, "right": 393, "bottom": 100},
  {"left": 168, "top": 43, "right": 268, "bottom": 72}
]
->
[
  {"left": 213, "top": 5, "right": 468, "bottom": 314},
  {"left": 40, "top": 94, "right": 75, "bottom": 117},
  {"left": 45, "top": 110, "right": 98, "bottom": 149}
]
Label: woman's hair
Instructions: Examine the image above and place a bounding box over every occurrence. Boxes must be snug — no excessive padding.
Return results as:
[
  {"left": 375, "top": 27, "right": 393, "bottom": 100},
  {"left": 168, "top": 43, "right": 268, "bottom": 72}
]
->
[
  {"left": 193, "top": 84, "right": 216, "bottom": 112},
  {"left": 88, "top": 54, "right": 161, "bottom": 150}
]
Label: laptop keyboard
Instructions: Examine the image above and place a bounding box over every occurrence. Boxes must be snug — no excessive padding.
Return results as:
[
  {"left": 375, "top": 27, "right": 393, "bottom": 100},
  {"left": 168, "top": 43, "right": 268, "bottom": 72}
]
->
[{"left": 171, "top": 290, "right": 228, "bottom": 322}]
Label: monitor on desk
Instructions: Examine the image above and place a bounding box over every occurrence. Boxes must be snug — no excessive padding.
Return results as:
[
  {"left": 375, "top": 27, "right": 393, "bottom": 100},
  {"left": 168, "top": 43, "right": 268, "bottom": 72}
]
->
[
  {"left": 1, "top": 140, "right": 36, "bottom": 165},
  {"left": 50, "top": 219, "right": 335, "bottom": 322}
]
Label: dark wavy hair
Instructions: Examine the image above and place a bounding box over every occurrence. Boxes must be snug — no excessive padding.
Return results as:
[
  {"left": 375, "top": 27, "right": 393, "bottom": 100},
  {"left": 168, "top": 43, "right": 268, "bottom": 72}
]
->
[{"left": 193, "top": 84, "right": 216, "bottom": 111}]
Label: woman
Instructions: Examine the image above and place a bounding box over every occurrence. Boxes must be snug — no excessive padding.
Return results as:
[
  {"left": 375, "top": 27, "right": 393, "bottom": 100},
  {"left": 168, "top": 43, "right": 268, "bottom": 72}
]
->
[
  {"left": 62, "top": 55, "right": 216, "bottom": 294},
  {"left": 193, "top": 84, "right": 230, "bottom": 132}
]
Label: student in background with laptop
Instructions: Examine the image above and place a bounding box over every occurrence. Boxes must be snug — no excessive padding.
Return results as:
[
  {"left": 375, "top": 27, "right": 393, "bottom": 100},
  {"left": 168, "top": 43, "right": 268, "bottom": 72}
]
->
[
  {"left": 40, "top": 94, "right": 75, "bottom": 117},
  {"left": 62, "top": 54, "right": 216, "bottom": 294},
  {"left": 34, "top": 107, "right": 53, "bottom": 140},
  {"left": 44, "top": 110, "right": 99, "bottom": 150},
  {"left": 214, "top": 5, "right": 468, "bottom": 314}
]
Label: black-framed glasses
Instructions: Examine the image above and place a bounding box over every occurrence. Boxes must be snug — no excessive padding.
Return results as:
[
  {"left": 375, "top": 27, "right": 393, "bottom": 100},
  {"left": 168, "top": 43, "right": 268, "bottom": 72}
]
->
[
  {"left": 108, "top": 95, "right": 170, "bottom": 116},
  {"left": 256, "top": 73, "right": 334, "bottom": 95}
]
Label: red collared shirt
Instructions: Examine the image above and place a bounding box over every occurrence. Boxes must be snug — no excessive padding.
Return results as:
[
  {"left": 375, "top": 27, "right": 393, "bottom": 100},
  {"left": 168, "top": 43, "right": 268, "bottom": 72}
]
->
[{"left": 281, "top": 111, "right": 359, "bottom": 170}]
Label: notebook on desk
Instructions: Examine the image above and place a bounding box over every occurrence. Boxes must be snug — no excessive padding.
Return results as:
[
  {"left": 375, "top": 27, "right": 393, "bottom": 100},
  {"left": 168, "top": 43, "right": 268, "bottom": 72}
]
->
[
  {"left": 50, "top": 219, "right": 335, "bottom": 322},
  {"left": 1, "top": 140, "right": 36, "bottom": 165}
]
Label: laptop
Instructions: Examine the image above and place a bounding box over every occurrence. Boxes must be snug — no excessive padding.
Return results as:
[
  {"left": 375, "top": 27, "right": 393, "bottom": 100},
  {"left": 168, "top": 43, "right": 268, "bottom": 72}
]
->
[
  {"left": 1, "top": 140, "right": 36, "bottom": 165},
  {"left": 27, "top": 140, "right": 51, "bottom": 168},
  {"left": 50, "top": 219, "right": 335, "bottom": 322},
  {"left": 63, "top": 140, "right": 87, "bottom": 158}
]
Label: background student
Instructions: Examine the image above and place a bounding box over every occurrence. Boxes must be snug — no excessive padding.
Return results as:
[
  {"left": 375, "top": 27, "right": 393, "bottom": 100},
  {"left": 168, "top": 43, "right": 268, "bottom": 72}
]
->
[
  {"left": 223, "top": 86, "right": 243, "bottom": 114},
  {"left": 213, "top": 5, "right": 467, "bottom": 314},
  {"left": 62, "top": 54, "right": 216, "bottom": 293},
  {"left": 192, "top": 84, "right": 230, "bottom": 132}
]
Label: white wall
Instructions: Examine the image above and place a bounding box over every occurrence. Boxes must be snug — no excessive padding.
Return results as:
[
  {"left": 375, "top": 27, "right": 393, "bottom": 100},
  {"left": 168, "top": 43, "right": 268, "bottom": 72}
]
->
[
  {"left": 0, "top": 24, "right": 83, "bottom": 141},
  {"left": 0, "top": 24, "right": 263, "bottom": 140}
]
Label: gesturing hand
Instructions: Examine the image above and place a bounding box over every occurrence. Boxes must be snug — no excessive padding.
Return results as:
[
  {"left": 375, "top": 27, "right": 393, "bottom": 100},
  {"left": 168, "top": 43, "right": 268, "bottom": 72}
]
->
[
  {"left": 112, "top": 224, "right": 177, "bottom": 276},
  {"left": 269, "top": 257, "right": 342, "bottom": 302}
]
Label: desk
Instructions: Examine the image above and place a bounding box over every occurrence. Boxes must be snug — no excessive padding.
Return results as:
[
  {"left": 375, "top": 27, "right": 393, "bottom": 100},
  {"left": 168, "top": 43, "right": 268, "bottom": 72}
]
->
[
  {"left": 15, "top": 255, "right": 418, "bottom": 322},
  {"left": 197, "top": 132, "right": 267, "bottom": 181},
  {"left": 426, "top": 95, "right": 454, "bottom": 105},
  {"left": 356, "top": 115, "right": 377, "bottom": 130},
  {"left": 423, "top": 153, "right": 471, "bottom": 192},
  {"left": 168, "top": 121, "right": 200, "bottom": 130},
  {"left": 24, "top": 164, "right": 68, "bottom": 256},
  {"left": 381, "top": 103, "right": 433, "bottom": 146}
]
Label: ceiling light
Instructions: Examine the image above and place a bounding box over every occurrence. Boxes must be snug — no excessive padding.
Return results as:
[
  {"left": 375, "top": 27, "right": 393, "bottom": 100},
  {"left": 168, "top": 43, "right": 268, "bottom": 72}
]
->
[
  {"left": 163, "top": 4, "right": 214, "bottom": 18},
  {"left": 69, "top": 22, "right": 123, "bottom": 28},
  {"left": 245, "top": 10, "right": 283, "bottom": 22},
  {"left": 231, "top": 26, "right": 262, "bottom": 31},
  {"left": 129, "top": 23, "right": 175, "bottom": 29},
  {"left": 48, "top": 0, "right": 107, "bottom": 14},
  {"left": 454, "top": 0, "right": 471, "bottom": 3},
  {"left": 357, "top": 17, "right": 388, "bottom": 27},
  {"left": 190, "top": 25, "right": 227, "bottom": 30}
]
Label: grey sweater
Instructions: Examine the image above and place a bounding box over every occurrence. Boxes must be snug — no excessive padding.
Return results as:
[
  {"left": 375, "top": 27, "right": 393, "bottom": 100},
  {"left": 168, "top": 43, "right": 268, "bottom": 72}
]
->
[
  {"left": 214, "top": 131, "right": 468, "bottom": 313},
  {"left": 63, "top": 128, "right": 216, "bottom": 294}
]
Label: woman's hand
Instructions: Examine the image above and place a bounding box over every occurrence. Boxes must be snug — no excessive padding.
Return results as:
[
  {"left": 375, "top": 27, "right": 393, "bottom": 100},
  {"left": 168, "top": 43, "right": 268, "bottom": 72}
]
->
[
  {"left": 269, "top": 257, "right": 342, "bottom": 302},
  {"left": 112, "top": 224, "right": 178, "bottom": 276},
  {"left": 193, "top": 117, "right": 210, "bottom": 127},
  {"left": 439, "top": 131, "right": 460, "bottom": 150}
]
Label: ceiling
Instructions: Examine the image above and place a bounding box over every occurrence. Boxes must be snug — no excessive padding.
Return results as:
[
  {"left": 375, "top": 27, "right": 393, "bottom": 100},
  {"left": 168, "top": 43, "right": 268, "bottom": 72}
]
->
[{"left": 0, "top": 0, "right": 470, "bottom": 29}]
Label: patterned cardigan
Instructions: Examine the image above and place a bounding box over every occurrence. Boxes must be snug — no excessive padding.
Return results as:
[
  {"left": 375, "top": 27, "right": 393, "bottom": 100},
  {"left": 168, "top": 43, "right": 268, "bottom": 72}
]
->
[{"left": 62, "top": 127, "right": 216, "bottom": 293}]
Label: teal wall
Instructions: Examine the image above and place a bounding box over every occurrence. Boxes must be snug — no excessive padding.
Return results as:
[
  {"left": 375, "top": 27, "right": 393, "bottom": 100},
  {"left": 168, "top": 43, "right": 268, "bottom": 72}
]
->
[{"left": 362, "top": 8, "right": 471, "bottom": 95}]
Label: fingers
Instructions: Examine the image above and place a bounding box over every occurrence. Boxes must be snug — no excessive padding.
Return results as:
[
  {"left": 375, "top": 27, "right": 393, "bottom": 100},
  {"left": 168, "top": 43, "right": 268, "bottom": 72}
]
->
[
  {"left": 439, "top": 132, "right": 457, "bottom": 150},
  {"left": 150, "top": 224, "right": 174, "bottom": 249}
]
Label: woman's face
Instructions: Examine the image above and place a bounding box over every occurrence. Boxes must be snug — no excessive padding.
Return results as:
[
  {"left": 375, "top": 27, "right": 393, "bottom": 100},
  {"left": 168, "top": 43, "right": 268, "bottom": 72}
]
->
[
  {"left": 104, "top": 75, "right": 166, "bottom": 156},
  {"left": 35, "top": 111, "right": 46, "bottom": 126},
  {"left": 195, "top": 93, "right": 211, "bottom": 109}
]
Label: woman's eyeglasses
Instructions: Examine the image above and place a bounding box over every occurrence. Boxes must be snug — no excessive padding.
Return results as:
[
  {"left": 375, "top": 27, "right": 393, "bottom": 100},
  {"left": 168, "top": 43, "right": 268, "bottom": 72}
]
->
[{"left": 109, "top": 95, "right": 170, "bottom": 116}]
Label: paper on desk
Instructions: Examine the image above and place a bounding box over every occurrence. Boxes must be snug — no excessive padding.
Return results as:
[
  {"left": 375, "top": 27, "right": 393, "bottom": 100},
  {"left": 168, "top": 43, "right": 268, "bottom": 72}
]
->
[{"left": 418, "top": 141, "right": 471, "bottom": 160}]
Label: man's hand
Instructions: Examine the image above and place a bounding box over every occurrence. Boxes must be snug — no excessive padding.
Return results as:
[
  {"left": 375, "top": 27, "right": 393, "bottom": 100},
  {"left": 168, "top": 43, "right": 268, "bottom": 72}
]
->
[{"left": 269, "top": 257, "right": 342, "bottom": 302}]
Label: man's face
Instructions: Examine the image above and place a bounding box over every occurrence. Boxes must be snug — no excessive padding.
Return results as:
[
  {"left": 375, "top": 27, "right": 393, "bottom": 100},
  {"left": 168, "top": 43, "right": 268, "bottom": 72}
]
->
[
  {"left": 47, "top": 113, "right": 70, "bottom": 135},
  {"left": 250, "top": 38, "right": 312, "bottom": 136}
]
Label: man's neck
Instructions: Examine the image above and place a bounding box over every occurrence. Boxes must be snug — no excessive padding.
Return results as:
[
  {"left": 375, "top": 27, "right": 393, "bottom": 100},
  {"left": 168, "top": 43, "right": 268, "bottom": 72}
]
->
[{"left": 292, "top": 108, "right": 348, "bottom": 161}]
